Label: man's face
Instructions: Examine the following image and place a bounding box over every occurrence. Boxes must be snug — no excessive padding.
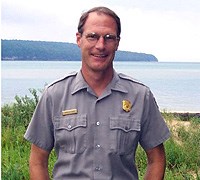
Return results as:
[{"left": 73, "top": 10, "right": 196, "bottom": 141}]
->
[{"left": 76, "top": 12, "right": 120, "bottom": 73}]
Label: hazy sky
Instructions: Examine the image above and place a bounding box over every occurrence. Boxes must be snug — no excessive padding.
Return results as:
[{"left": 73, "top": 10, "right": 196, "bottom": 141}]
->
[{"left": 1, "top": 0, "right": 200, "bottom": 62}]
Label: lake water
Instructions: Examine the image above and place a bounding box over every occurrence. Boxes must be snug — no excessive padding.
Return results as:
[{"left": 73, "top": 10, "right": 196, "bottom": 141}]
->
[{"left": 1, "top": 61, "right": 200, "bottom": 112}]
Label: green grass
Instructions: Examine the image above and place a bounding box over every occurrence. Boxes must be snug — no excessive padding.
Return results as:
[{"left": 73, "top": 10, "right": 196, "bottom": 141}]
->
[{"left": 2, "top": 89, "right": 200, "bottom": 179}]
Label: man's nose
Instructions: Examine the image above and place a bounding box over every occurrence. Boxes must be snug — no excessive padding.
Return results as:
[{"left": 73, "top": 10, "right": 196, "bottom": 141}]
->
[{"left": 95, "top": 36, "right": 106, "bottom": 49}]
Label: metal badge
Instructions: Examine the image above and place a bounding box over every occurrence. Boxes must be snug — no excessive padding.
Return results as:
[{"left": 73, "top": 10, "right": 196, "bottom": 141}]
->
[{"left": 122, "top": 100, "right": 131, "bottom": 112}]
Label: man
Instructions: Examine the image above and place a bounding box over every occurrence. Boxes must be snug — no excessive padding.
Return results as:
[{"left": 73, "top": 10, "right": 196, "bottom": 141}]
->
[{"left": 25, "top": 6, "right": 170, "bottom": 179}]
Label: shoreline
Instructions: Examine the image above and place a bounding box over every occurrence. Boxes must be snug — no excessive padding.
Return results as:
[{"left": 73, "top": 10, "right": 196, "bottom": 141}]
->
[
  {"left": 161, "top": 110, "right": 200, "bottom": 114},
  {"left": 161, "top": 110, "right": 200, "bottom": 120}
]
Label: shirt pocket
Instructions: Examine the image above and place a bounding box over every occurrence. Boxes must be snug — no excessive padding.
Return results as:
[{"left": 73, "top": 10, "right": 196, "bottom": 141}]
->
[
  {"left": 54, "top": 114, "right": 87, "bottom": 154},
  {"left": 110, "top": 116, "right": 141, "bottom": 154}
]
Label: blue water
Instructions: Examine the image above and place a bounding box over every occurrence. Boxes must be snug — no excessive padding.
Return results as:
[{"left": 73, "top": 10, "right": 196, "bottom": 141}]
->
[{"left": 1, "top": 61, "right": 200, "bottom": 112}]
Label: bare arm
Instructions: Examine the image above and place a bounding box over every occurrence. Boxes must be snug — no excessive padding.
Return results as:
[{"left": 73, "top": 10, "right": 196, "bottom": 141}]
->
[
  {"left": 29, "top": 144, "right": 50, "bottom": 180},
  {"left": 144, "top": 143, "right": 166, "bottom": 180}
]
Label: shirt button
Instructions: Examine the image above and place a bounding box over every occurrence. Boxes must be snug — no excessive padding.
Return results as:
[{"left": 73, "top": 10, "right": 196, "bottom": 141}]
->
[
  {"left": 96, "top": 144, "right": 101, "bottom": 148},
  {"left": 95, "top": 166, "right": 102, "bottom": 171},
  {"left": 125, "top": 126, "right": 129, "bottom": 131},
  {"left": 68, "top": 125, "right": 72, "bottom": 129},
  {"left": 96, "top": 121, "right": 100, "bottom": 126}
]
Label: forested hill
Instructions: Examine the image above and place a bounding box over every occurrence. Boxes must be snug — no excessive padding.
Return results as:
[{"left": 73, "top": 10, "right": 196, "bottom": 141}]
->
[{"left": 1, "top": 40, "right": 158, "bottom": 62}]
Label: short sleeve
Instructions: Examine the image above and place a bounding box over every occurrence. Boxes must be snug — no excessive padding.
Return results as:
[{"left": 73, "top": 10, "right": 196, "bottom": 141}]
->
[
  {"left": 139, "top": 89, "right": 170, "bottom": 150},
  {"left": 24, "top": 88, "right": 54, "bottom": 152}
]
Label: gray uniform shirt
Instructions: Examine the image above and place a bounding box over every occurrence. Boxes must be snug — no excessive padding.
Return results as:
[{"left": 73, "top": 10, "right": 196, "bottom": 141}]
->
[{"left": 24, "top": 70, "right": 170, "bottom": 179}]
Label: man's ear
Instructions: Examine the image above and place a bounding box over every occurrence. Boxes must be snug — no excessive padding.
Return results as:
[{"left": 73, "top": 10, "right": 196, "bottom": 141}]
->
[
  {"left": 76, "top": 32, "right": 81, "bottom": 47},
  {"left": 115, "top": 41, "right": 120, "bottom": 51}
]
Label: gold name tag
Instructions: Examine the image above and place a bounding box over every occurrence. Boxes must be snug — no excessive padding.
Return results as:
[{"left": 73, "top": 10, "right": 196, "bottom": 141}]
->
[{"left": 62, "top": 109, "right": 78, "bottom": 116}]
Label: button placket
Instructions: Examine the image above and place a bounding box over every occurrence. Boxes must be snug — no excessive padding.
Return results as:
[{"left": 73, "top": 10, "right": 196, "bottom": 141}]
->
[
  {"left": 94, "top": 99, "right": 104, "bottom": 178},
  {"left": 95, "top": 122, "right": 101, "bottom": 150},
  {"left": 95, "top": 121, "right": 101, "bottom": 149},
  {"left": 94, "top": 119, "right": 103, "bottom": 176}
]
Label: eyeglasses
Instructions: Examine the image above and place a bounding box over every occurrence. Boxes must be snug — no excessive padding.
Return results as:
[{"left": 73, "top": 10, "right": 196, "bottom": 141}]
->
[{"left": 83, "top": 32, "right": 120, "bottom": 44}]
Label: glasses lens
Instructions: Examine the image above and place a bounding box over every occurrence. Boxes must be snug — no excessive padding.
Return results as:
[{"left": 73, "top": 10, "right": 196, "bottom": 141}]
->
[
  {"left": 84, "top": 33, "right": 119, "bottom": 43},
  {"left": 85, "top": 33, "right": 99, "bottom": 42},
  {"left": 104, "top": 34, "right": 117, "bottom": 42}
]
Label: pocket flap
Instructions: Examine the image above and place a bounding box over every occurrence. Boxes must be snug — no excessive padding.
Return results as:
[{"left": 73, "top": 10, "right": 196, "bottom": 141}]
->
[
  {"left": 55, "top": 114, "right": 87, "bottom": 131},
  {"left": 110, "top": 117, "right": 140, "bottom": 132}
]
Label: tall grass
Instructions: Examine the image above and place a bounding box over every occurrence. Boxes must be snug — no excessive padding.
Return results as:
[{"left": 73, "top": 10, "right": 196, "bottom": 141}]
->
[
  {"left": 162, "top": 113, "right": 200, "bottom": 179},
  {"left": 1, "top": 89, "right": 200, "bottom": 179}
]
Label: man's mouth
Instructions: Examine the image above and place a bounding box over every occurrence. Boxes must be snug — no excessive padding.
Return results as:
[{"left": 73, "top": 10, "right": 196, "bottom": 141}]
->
[{"left": 92, "top": 54, "right": 107, "bottom": 58}]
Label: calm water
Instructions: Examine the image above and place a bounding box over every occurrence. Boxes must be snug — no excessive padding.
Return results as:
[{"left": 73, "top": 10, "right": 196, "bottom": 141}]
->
[{"left": 1, "top": 61, "right": 200, "bottom": 112}]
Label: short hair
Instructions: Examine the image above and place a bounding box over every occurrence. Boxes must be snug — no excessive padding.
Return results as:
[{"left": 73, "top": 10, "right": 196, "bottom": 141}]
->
[{"left": 77, "top": 6, "right": 121, "bottom": 37}]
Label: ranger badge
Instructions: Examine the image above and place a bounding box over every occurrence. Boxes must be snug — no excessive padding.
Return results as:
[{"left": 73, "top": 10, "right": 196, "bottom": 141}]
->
[{"left": 122, "top": 100, "right": 131, "bottom": 112}]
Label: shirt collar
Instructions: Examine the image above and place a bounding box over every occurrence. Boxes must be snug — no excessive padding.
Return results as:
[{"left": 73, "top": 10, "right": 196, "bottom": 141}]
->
[
  {"left": 71, "top": 71, "right": 88, "bottom": 95},
  {"left": 109, "top": 70, "right": 128, "bottom": 93},
  {"left": 71, "top": 70, "right": 128, "bottom": 95}
]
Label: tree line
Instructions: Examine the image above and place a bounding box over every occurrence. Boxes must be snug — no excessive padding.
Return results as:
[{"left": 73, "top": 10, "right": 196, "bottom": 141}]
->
[{"left": 1, "top": 39, "right": 158, "bottom": 62}]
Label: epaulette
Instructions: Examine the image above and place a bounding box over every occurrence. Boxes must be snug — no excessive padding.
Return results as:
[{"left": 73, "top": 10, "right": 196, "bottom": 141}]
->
[
  {"left": 118, "top": 73, "right": 147, "bottom": 87},
  {"left": 46, "top": 71, "right": 78, "bottom": 88}
]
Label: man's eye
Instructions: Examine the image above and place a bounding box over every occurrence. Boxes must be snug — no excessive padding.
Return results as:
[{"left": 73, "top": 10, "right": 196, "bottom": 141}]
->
[
  {"left": 86, "top": 34, "right": 99, "bottom": 40},
  {"left": 84, "top": 33, "right": 118, "bottom": 43},
  {"left": 105, "top": 35, "right": 116, "bottom": 41}
]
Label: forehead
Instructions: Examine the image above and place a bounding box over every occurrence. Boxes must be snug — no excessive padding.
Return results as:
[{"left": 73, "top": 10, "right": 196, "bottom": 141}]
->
[{"left": 83, "top": 12, "right": 117, "bottom": 33}]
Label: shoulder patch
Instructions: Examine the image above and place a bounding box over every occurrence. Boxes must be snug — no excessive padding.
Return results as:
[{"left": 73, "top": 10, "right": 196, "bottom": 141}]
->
[
  {"left": 46, "top": 71, "right": 77, "bottom": 88},
  {"left": 118, "top": 73, "right": 146, "bottom": 87}
]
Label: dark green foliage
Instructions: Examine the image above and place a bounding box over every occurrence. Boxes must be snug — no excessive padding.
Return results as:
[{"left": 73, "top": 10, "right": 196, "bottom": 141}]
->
[
  {"left": 1, "top": 89, "right": 56, "bottom": 179},
  {"left": 1, "top": 39, "right": 81, "bottom": 61},
  {"left": 1, "top": 89, "right": 40, "bottom": 179},
  {"left": 115, "top": 51, "right": 157, "bottom": 62},
  {"left": 1, "top": 88, "right": 39, "bottom": 128},
  {"left": 1, "top": 39, "right": 158, "bottom": 61}
]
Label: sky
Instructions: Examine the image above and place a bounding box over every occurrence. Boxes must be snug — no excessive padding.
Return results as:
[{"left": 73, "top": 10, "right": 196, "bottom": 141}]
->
[{"left": 1, "top": 0, "right": 200, "bottom": 62}]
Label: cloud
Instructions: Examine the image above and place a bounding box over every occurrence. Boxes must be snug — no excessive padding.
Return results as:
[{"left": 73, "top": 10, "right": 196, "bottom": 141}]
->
[
  {"left": 109, "top": 0, "right": 200, "bottom": 12},
  {"left": 2, "top": 0, "right": 76, "bottom": 41},
  {"left": 116, "top": 5, "right": 200, "bottom": 61},
  {"left": 1, "top": 0, "right": 110, "bottom": 42}
]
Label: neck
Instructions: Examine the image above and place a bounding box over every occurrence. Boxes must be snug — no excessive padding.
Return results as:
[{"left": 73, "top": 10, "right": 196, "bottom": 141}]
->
[{"left": 81, "top": 68, "right": 114, "bottom": 97}]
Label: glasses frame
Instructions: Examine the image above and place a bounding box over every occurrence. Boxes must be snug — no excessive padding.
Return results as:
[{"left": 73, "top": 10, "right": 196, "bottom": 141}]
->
[{"left": 82, "top": 32, "right": 120, "bottom": 44}]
